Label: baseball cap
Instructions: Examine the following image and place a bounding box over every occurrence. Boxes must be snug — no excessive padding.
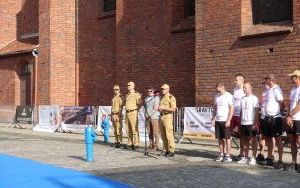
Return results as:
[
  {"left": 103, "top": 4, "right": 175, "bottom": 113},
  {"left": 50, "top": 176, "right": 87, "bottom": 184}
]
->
[
  {"left": 161, "top": 84, "right": 170, "bottom": 89},
  {"left": 288, "top": 70, "right": 300, "bottom": 77},
  {"left": 113, "top": 85, "right": 120, "bottom": 90},
  {"left": 127, "top": 81, "right": 135, "bottom": 86}
]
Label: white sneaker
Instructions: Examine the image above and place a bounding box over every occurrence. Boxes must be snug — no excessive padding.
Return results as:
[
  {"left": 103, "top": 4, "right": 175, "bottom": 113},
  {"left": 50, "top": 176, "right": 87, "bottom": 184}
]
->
[
  {"left": 215, "top": 155, "right": 224, "bottom": 162},
  {"left": 223, "top": 155, "right": 233, "bottom": 163},
  {"left": 248, "top": 157, "right": 257, "bottom": 165},
  {"left": 237, "top": 157, "right": 247, "bottom": 164}
]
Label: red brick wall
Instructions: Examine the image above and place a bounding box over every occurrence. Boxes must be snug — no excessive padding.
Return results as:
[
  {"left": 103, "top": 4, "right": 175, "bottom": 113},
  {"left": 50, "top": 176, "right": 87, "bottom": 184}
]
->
[
  {"left": 77, "top": 0, "right": 116, "bottom": 106},
  {"left": 0, "top": 0, "right": 38, "bottom": 49},
  {"left": 116, "top": 0, "right": 195, "bottom": 106},
  {"left": 195, "top": 0, "right": 300, "bottom": 105},
  {"left": 38, "top": 0, "right": 76, "bottom": 105}
]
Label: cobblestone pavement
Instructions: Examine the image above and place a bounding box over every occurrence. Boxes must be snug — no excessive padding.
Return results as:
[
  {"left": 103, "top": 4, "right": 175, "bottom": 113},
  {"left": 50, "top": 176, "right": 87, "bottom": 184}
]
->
[{"left": 0, "top": 125, "right": 299, "bottom": 188}]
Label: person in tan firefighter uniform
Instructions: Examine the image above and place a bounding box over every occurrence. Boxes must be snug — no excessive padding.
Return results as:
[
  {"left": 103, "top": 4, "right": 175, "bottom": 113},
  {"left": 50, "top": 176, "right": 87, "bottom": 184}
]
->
[
  {"left": 125, "top": 81, "right": 142, "bottom": 150},
  {"left": 111, "top": 85, "right": 123, "bottom": 148},
  {"left": 158, "top": 84, "right": 177, "bottom": 157}
]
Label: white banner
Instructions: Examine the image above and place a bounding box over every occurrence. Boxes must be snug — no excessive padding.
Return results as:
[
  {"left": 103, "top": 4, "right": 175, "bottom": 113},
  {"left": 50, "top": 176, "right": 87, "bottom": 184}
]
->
[
  {"left": 97, "top": 106, "right": 147, "bottom": 142},
  {"left": 183, "top": 107, "right": 215, "bottom": 139},
  {"left": 33, "top": 105, "right": 60, "bottom": 133}
]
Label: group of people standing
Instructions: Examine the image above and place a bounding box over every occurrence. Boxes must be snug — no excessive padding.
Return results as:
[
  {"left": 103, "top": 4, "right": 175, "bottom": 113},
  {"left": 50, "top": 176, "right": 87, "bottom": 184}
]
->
[
  {"left": 108, "top": 70, "right": 300, "bottom": 171},
  {"left": 212, "top": 70, "right": 300, "bottom": 172},
  {"left": 110, "top": 81, "right": 176, "bottom": 157}
]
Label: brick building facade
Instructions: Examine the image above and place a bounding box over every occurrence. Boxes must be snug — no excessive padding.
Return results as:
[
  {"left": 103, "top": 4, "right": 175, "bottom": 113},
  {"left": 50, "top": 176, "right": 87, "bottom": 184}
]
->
[{"left": 0, "top": 0, "right": 299, "bottom": 107}]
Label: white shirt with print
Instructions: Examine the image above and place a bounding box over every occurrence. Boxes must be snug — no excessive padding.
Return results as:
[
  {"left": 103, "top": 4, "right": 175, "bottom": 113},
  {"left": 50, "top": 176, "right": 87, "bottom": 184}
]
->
[
  {"left": 215, "top": 92, "right": 234, "bottom": 122},
  {"left": 264, "top": 85, "right": 283, "bottom": 117},
  {"left": 233, "top": 86, "right": 245, "bottom": 117},
  {"left": 241, "top": 94, "right": 259, "bottom": 125},
  {"left": 289, "top": 86, "right": 300, "bottom": 121}
]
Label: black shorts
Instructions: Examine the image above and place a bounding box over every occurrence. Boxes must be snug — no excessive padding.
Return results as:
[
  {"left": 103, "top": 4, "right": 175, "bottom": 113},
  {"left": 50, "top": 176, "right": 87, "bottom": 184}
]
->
[
  {"left": 215, "top": 121, "right": 231, "bottom": 139},
  {"left": 286, "top": 120, "right": 300, "bottom": 135},
  {"left": 240, "top": 125, "right": 257, "bottom": 137},
  {"left": 262, "top": 116, "right": 283, "bottom": 137}
]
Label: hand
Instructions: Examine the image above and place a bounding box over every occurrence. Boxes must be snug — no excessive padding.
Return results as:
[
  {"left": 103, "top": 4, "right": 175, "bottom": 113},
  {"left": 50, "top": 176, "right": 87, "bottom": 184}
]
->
[
  {"left": 158, "top": 107, "right": 165, "bottom": 112},
  {"left": 225, "top": 121, "right": 230, "bottom": 128},
  {"left": 286, "top": 116, "right": 293, "bottom": 128}
]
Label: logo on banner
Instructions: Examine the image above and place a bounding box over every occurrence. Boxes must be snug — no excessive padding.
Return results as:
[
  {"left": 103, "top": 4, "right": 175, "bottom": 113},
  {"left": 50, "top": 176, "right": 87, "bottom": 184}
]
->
[
  {"left": 61, "top": 106, "right": 95, "bottom": 131},
  {"left": 15, "top": 106, "right": 33, "bottom": 124}
]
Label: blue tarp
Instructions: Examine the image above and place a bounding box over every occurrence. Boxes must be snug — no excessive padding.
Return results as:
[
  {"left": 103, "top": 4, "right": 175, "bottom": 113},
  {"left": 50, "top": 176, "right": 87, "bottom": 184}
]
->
[{"left": 0, "top": 154, "right": 132, "bottom": 188}]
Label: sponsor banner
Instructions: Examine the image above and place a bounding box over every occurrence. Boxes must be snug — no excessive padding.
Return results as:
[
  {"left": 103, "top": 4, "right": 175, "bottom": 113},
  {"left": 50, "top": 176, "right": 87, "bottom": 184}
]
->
[
  {"left": 15, "top": 106, "right": 33, "bottom": 124},
  {"left": 33, "top": 105, "right": 60, "bottom": 133},
  {"left": 61, "top": 106, "right": 95, "bottom": 131},
  {"left": 97, "top": 106, "right": 147, "bottom": 141},
  {"left": 0, "top": 106, "right": 16, "bottom": 123},
  {"left": 183, "top": 107, "right": 215, "bottom": 139}
]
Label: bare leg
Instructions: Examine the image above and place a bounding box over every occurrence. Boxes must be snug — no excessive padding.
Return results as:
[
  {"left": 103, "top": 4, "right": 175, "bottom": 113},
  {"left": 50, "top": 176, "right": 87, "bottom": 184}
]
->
[
  {"left": 275, "top": 136, "right": 284, "bottom": 162},
  {"left": 259, "top": 134, "right": 265, "bottom": 156},
  {"left": 288, "top": 135, "right": 297, "bottom": 164},
  {"left": 226, "top": 138, "right": 231, "bottom": 156},
  {"left": 251, "top": 137, "right": 258, "bottom": 158},
  {"left": 244, "top": 137, "right": 250, "bottom": 158},
  {"left": 266, "top": 137, "right": 274, "bottom": 159},
  {"left": 219, "top": 139, "right": 225, "bottom": 155}
]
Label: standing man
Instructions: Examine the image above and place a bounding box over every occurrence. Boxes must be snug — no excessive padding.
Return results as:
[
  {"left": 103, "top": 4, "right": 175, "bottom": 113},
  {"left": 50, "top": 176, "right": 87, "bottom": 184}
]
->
[
  {"left": 158, "top": 84, "right": 176, "bottom": 157},
  {"left": 232, "top": 74, "right": 246, "bottom": 160},
  {"left": 111, "top": 85, "right": 123, "bottom": 148},
  {"left": 144, "top": 86, "right": 160, "bottom": 150},
  {"left": 238, "top": 82, "right": 259, "bottom": 165},
  {"left": 212, "top": 83, "right": 234, "bottom": 162},
  {"left": 286, "top": 70, "right": 300, "bottom": 172},
  {"left": 256, "top": 79, "right": 268, "bottom": 163},
  {"left": 125, "top": 81, "right": 142, "bottom": 150},
  {"left": 261, "top": 74, "right": 284, "bottom": 168}
]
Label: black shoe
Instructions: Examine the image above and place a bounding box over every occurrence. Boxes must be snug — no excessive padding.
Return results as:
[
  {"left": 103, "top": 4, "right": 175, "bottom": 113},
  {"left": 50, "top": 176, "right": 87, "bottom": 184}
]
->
[
  {"left": 131, "top": 145, "right": 136, "bottom": 150},
  {"left": 167, "top": 152, "right": 175, "bottom": 157},
  {"left": 261, "top": 158, "right": 273, "bottom": 166},
  {"left": 158, "top": 151, "right": 168, "bottom": 156},
  {"left": 275, "top": 161, "right": 284, "bottom": 169},
  {"left": 115, "top": 142, "right": 121, "bottom": 148},
  {"left": 256, "top": 154, "right": 264, "bottom": 162},
  {"left": 284, "top": 163, "right": 297, "bottom": 171},
  {"left": 123, "top": 145, "right": 129, "bottom": 149},
  {"left": 236, "top": 154, "right": 244, "bottom": 161}
]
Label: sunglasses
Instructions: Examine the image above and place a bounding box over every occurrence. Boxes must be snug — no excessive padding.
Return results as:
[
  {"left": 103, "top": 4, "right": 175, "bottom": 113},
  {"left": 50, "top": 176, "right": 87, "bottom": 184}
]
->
[
  {"left": 161, "top": 88, "right": 166, "bottom": 90},
  {"left": 114, "top": 89, "right": 120, "bottom": 91},
  {"left": 148, "top": 90, "right": 153, "bottom": 93},
  {"left": 291, "top": 76, "right": 298, "bottom": 80}
]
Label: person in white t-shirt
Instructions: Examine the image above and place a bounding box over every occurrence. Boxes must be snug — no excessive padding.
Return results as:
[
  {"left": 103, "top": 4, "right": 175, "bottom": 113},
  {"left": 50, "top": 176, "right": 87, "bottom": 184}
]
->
[
  {"left": 286, "top": 70, "right": 300, "bottom": 172},
  {"left": 256, "top": 80, "right": 269, "bottom": 163},
  {"left": 261, "top": 74, "right": 284, "bottom": 169},
  {"left": 212, "top": 83, "right": 234, "bottom": 162},
  {"left": 237, "top": 82, "right": 259, "bottom": 165},
  {"left": 231, "top": 74, "right": 246, "bottom": 160}
]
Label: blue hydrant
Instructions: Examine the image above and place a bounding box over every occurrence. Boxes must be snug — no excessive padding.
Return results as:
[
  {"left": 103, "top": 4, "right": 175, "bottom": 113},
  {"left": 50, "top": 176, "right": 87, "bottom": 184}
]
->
[
  {"left": 101, "top": 115, "right": 110, "bottom": 143},
  {"left": 84, "top": 126, "right": 97, "bottom": 162}
]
